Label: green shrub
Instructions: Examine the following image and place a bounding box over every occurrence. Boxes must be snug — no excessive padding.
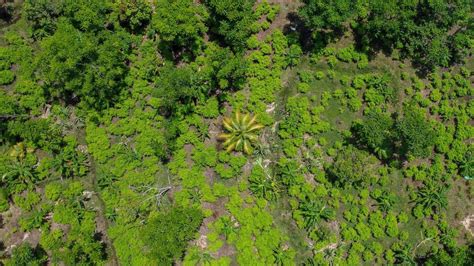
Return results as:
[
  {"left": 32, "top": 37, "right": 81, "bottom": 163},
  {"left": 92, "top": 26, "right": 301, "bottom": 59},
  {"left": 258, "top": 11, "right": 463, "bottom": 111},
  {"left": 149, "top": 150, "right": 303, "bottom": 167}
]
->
[
  {"left": 0, "top": 70, "right": 15, "bottom": 85},
  {"left": 336, "top": 46, "right": 354, "bottom": 62},
  {"left": 297, "top": 82, "right": 310, "bottom": 93},
  {"left": 45, "top": 182, "right": 63, "bottom": 201},
  {"left": 327, "top": 55, "right": 338, "bottom": 68},
  {"left": 0, "top": 188, "right": 9, "bottom": 212},
  {"left": 142, "top": 207, "right": 203, "bottom": 265},
  {"left": 314, "top": 71, "right": 325, "bottom": 80},
  {"left": 247, "top": 35, "right": 260, "bottom": 49},
  {"left": 13, "top": 191, "right": 41, "bottom": 211},
  {"left": 430, "top": 89, "right": 442, "bottom": 102},
  {"left": 352, "top": 76, "right": 365, "bottom": 90},
  {"left": 357, "top": 54, "right": 368, "bottom": 69},
  {"left": 298, "top": 70, "right": 313, "bottom": 83}
]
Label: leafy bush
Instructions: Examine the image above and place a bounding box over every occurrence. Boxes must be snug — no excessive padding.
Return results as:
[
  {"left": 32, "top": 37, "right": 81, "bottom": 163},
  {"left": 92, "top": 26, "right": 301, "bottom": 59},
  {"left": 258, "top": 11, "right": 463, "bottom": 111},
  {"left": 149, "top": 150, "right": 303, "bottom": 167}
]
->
[
  {"left": 13, "top": 191, "right": 41, "bottom": 211},
  {"left": 352, "top": 110, "right": 394, "bottom": 159},
  {"left": 327, "top": 146, "right": 378, "bottom": 187},
  {"left": 396, "top": 106, "right": 436, "bottom": 158},
  {"left": 6, "top": 243, "right": 47, "bottom": 266},
  {"left": 297, "top": 82, "right": 310, "bottom": 93},
  {"left": 142, "top": 207, "right": 203, "bottom": 264},
  {"left": 0, "top": 70, "right": 15, "bottom": 85},
  {"left": 45, "top": 182, "right": 62, "bottom": 201}
]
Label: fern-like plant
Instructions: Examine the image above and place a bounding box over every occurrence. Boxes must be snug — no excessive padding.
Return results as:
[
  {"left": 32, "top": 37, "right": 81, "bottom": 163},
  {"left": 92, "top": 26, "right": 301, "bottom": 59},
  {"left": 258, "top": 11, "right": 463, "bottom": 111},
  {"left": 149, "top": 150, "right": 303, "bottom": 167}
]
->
[{"left": 218, "top": 112, "right": 264, "bottom": 154}]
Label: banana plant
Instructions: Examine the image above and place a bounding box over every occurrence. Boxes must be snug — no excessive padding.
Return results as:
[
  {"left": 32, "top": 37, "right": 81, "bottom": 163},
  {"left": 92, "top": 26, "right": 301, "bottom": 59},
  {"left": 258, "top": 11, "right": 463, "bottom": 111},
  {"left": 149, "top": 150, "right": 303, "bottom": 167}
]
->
[
  {"left": 299, "top": 199, "right": 335, "bottom": 230},
  {"left": 415, "top": 180, "right": 449, "bottom": 212},
  {"left": 218, "top": 112, "right": 264, "bottom": 154},
  {"left": 2, "top": 142, "right": 37, "bottom": 192}
]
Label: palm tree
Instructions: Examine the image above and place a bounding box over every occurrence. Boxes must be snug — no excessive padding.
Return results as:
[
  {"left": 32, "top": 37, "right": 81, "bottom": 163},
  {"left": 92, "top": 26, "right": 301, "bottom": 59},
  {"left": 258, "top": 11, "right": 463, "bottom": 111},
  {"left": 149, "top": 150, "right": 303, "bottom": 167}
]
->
[
  {"left": 277, "top": 160, "right": 302, "bottom": 187},
  {"left": 52, "top": 148, "right": 88, "bottom": 180},
  {"left": 218, "top": 112, "right": 264, "bottom": 154},
  {"left": 2, "top": 142, "right": 37, "bottom": 192},
  {"left": 188, "top": 187, "right": 202, "bottom": 205},
  {"left": 299, "top": 199, "right": 335, "bottom": 230},
  {"left": 460, "top": 150, "right": 473, "bottom": 179}
]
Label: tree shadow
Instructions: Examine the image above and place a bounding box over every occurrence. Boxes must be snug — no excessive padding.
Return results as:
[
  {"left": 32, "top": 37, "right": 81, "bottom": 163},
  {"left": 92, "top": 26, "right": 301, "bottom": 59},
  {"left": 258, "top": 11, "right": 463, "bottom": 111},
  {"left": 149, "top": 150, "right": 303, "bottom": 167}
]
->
[
  {"left": 93, "top": 232, "right": 109, "bottom": 261},
  {"left": 0, "top": 4, "right": 12, "bottom": 23},
  {"left": 284, "top": 12, "right": 347, "bottom": 54},
  {"left": 352, "top": 27, "right": 432, "bottom": 78},
  {"left": 283, "top": 12, "right": 313, "bottom": 52}
]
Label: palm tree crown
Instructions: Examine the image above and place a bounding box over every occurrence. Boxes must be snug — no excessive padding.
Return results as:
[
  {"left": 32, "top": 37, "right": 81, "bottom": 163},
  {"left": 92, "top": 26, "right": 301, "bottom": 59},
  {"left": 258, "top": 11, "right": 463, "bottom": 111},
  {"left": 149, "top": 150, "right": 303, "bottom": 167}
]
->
[{"left": 218, "top": 112, "right": 264, "bottom": 154}]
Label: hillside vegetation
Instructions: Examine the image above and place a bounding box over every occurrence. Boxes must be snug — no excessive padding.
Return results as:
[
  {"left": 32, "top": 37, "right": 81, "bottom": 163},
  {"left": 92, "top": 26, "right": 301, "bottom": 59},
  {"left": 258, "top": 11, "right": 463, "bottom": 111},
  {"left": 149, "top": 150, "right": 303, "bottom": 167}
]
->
[{"left": 0, "top": 0, "right": 473, "bottom": 265}]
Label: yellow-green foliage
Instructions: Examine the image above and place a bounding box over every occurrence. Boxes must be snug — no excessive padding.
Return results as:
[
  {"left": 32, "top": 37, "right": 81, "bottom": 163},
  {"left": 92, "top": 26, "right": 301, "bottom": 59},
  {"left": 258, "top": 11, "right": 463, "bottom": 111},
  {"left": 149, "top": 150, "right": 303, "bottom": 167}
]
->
[{"left": 218, "top": 112, "right": 264, "bottom": 154}]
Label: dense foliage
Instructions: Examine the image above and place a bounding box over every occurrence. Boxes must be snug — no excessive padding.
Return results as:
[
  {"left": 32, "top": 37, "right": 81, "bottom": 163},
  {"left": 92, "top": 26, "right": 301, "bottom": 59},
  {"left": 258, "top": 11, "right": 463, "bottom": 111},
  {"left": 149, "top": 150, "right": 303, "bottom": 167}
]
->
[
  {"left": 142, "top": 207, "right": 203, "bottom": 264},
  {"left": 0, "top": 0, "right": 472, "bottom": 265},
  {"left": 299, "top": 0, "right": 473, "bottom": 70}
]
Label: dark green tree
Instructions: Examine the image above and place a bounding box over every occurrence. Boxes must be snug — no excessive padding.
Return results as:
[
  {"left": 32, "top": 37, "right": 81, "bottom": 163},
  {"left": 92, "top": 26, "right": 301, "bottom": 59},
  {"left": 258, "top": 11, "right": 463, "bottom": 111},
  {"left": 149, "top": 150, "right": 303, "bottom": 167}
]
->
[
  {"left": 23, "top": 0, "right": 65, "bottom": 38},
  {"left": 142, "top": 207, "right": 203, "bottom": 264},
  {"left": 396, "top": 106, "right": 436, "bottom": 158},
  {"left": 203, "top": 44, "right": 248, "bottom": 91},
  {"left": 24, "top": 0, "right": 111, "bottom": 38},
  {"left": 327, "top": 145, "right": 378, "bottom": 186},
  {"left": 37, "top": 21, "right": 131, "bottom": 110},
  {"left": 352, "top": 110, "right": 394, "bottom": 159},
  {"left": 423, "top": 244, "right": 474, "bottom": 266},
  {"left": 154, "top": 64, "right": 200, "bottom": 115},
  {"left": 298, "top": 0, "right": 356, "bottom": 32},
  {"left": 204, "top": 0, "right": 256, "bottom": 51},
  {"left": 113, "top": 0, "right": 152, "bottom": 32},
  {"left": 152, "top": 0, "right": 208, "bottom": 57},
  {"left": 356, "top": 0, "right": 472, "bottom": 70}
]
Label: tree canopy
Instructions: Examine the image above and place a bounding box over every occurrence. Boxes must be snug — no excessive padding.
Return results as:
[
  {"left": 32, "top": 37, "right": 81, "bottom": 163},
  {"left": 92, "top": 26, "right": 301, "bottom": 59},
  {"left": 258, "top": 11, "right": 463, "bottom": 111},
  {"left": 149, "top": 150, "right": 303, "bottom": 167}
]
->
[{"left": 142, "top": 207, "right": 203, "bottom": 264}]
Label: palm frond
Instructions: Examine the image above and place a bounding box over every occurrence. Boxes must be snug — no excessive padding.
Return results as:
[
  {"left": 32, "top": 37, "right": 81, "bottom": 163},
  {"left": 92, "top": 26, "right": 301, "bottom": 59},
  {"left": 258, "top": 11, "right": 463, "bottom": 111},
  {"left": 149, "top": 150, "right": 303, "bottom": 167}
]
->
[{"left": 219, "top": 112, "right": 264, "bottom": 154}]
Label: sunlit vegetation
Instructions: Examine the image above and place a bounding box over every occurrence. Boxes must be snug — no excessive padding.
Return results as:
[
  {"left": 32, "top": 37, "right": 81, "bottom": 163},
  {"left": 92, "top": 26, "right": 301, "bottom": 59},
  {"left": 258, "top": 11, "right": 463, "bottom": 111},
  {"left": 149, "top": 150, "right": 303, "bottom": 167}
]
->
[
  {"left": 218, "top": 112, "right": 264, "bottom": 154},
  {"left": 0, "top": 0, "right": 472, "bottom": 265}
]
